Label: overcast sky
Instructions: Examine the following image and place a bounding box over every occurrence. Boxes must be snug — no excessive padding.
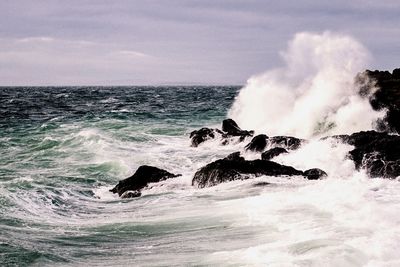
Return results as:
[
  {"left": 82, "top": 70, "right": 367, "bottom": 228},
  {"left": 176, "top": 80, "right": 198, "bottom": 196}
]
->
[{"left": 0, "top": 0, "right": 399, "bottom": 85}]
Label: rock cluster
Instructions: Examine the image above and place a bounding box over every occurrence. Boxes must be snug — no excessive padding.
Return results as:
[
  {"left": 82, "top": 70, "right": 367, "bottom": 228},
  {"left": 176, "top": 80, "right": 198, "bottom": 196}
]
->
[
  {"left": 192, "top": 152, "right": 327, "bottom": 188},
  {"left": 189, "top": 119, "right": 254, "bottom": 147},
  {"left": 332, "top": 131, "right": 400, "bottom": 178}
]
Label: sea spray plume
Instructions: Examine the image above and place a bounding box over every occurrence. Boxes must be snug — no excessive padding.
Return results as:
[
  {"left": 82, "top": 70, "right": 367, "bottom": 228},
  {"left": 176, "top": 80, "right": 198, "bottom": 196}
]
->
[{"left": 228, "top": 32, "right": 385, "bottom": 138}]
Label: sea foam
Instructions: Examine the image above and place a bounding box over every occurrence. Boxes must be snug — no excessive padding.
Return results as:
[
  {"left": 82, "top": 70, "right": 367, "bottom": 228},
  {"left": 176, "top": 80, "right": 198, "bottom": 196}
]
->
[{"left": 229, "top": 32, "right": 385, "bottom": 138}]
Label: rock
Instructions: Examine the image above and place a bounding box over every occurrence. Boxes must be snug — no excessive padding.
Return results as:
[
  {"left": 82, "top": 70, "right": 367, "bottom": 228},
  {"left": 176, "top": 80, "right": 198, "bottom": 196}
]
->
[
  {"left": 245, "top": 134, "right": 269, "bottom": 152},
  {"left": 189, "top": 128, "right": 217, "bottom": 147},
  {"left": 393, "top": 68, "right": 400, "bottom": 79},
  {"left": 332, "top": 130, "right": 400, "bottom": 178},
  {"left": 304, "top": 168, "right": 328, "bottom": 180},
  {"left": 261, "top": 147, "right": 288, "bottom": 160},
  {"left": 121, "top": 191, "right": 142, "bottom": 198},
  {"left": 192, "top": 152, "right": 323, "bottom": 188},
  {"left": 362, "top": 69, "right": 400, "bottom": 133},
  {"left": 222, "top": 119, "right": 254, "bottom": 138},
  {"left": 269, "top": 136, "right": 303, "bottom": 150},
  {"left": 110, "top": 165, "right": 180, "bottom": 196}
]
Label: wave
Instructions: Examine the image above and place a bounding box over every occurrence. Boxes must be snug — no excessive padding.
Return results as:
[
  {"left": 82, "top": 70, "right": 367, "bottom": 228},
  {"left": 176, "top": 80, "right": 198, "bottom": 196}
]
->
[{"left": 228, "top": 31, "right": 385, "bottom": 139}]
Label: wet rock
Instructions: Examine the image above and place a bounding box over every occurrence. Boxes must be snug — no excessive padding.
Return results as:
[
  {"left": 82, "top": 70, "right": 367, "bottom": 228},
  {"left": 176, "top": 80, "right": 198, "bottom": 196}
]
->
[
  {"left": 304, "top": 168, "right": 328, "bottom": 180},
  {"left": 332, "top": 130, "right": 400, "bottom": 178},
  {"left": 110, "top": 165, "right": 180, "bottom": 196},
  {"left": 245, "top": 134, "right": 269, "bottom": 152},
  {"left": 121, "top": 191, "right": 142, "bottom": 198},
  {"left": 269, "top": 136, "right": 303, "bottom": 150},
  {"left": 192, "top": 152, "right": 316, "bottom": 188},
  {"left": 361, "top": 69, "right": 400, "bottom": 133},
  {"left": 222, "top": 119, "right": 254, "bottom": 138},
  {"left": 189, "top": 127, "right": 217, "bottom": 147},
  {"left": 261, "top": 147, "right": 288, "bottom": 160}
]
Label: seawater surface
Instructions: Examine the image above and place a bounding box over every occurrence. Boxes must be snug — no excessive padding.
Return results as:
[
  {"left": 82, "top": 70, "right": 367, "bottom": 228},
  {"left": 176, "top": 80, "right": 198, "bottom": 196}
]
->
[{"left": 1, "top": 86, "right": 400, "bottom": 267}]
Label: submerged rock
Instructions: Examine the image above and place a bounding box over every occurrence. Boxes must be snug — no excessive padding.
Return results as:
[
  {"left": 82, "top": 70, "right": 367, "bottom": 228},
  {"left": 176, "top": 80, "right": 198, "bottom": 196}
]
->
[
  {"left": 261, "top": 147, "right": 288, "bottom": 160},
  {"left": 332, "top": 130, "right": 400, "bottom": 178},
  {"left": 245, "top": 134, "right": 269, "bottom": 152},
  {"left": 303, "top": 168, "right": 328, "bottom": 180},
  {"left": 110, "top": 165, "right": 180, "bottom": 197},
  {"left": 121, "top": 191, "right": 142, "bottom": 198},
  {"left": 269, "top": 136, "right": 303, "bottom": 150},
  {"left": 192, "top": 152, "right": 325, "bottom": 188}
]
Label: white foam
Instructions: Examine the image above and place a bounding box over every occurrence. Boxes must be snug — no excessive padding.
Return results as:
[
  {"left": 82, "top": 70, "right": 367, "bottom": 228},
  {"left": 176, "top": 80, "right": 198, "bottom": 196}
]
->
[{"left": 229, "top": 32, "right": 385, "bottom": 138}]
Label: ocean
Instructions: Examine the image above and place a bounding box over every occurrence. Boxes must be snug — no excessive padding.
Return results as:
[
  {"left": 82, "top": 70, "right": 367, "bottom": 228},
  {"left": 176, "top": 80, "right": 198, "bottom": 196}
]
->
[{"left": 1, "top": 86, "right": 400, "bottom": 267}]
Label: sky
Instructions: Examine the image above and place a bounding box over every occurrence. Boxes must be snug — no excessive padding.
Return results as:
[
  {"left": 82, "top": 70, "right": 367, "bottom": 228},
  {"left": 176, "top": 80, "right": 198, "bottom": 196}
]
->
[{"left": 0, "top": 0, "right": 399, "bottom": 86}]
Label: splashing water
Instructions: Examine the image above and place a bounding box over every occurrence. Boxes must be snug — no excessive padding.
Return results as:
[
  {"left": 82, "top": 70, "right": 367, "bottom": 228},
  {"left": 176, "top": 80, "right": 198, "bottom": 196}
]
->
[
  {"left": 229, "top": 32, "right": 385, "bottom": 138},
  {"left": 1, "top": 34, "right": 400, "bottom": 267}
]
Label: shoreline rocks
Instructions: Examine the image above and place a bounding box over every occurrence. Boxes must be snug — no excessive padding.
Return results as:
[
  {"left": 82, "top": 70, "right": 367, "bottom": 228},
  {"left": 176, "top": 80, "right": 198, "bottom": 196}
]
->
[
  {"left": 361, "top": 68, "right": 400, "bottom": 133},
  {"left": 192, "top": 152, "right": 327, "bottom": 188},
  {"left": 189, "top": 118, "right": 254, "bottom": 147},
  {"left": 332, "top": 131, "right": 400, "bottom": 178}
]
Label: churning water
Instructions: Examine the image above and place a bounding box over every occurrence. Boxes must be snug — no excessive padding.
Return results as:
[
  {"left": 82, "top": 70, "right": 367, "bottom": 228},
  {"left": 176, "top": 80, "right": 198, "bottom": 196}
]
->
[{"left": 1, "top": 32, "right": 400, "bottom": 267}]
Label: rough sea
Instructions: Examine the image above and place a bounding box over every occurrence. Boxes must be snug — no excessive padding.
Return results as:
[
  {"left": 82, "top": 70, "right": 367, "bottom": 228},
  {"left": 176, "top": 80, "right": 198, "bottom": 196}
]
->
[{"left": 1, "top": 85, "right": 400, "bottom": 267}]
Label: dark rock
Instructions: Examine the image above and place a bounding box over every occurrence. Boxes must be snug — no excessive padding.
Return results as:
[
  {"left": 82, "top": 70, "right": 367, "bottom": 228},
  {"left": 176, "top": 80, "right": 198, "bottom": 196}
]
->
[
  {"left": 331, "top": 130, "right": 400, "bottom": 178},
  {"left": 192, "top": 152, "right": 322, "bottom": 188},
  {"left": 261, "top": 147, "right": 288, "bottom": 160},
  {"left": 245, "top": 134, "right": 269, "bottom": 152},
  {"left": 304, "top": 168, "right": 328, "bottom": 180},
  {"left": 190, "top": 128, "right": 216, "bottom": 147},
  {"left": 393, "top": 68, "right": 400, "bottom": 79},
  {"left": 110, "top": 165, "right": 180, "bottom": 196},
  {"left": 222, "top": 119, "right": 254, "bottom": 137},
  {"left": 269, "top": 136, "right": 303, "bottom": 150},
  {"left": 361, "top": 69, "right": 400, "bottom": 133}
]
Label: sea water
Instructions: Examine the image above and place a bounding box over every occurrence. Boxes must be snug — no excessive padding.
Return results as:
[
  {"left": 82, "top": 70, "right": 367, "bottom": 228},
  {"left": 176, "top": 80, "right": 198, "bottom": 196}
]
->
[{"left": 1, "top": 86, "right": 400, "bottom": 267}]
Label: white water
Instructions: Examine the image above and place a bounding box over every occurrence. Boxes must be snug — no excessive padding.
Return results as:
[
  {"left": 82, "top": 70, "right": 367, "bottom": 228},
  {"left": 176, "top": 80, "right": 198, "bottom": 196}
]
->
[
  {"left": 229, "top": 31, "right": 385, "bottom": 138},
  {"left": 3, "top": 32, "right": 400, "bottom": 267}
]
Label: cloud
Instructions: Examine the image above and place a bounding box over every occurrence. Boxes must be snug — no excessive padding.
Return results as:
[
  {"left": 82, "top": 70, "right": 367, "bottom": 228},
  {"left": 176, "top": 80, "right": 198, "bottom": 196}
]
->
[{"left": 0, "top": 1, "right": 399, "bottom": 85}]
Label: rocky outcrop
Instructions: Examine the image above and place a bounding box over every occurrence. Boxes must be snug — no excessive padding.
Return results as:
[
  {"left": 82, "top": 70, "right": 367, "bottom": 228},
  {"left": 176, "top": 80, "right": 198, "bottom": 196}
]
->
[
  {"left": 360, "top": 69, "right": 400, "bottom": 133},
  {"left": 192, "top": 152, "right": 327, "bottom": 188},
  {"left": 332, "top": 130, "right": 400, "bottom": 178},
  {"left": 261, "top": 147, "right": 288, "bottom": 160},
  {"left": 222, "top": 119, "right": 254, "bottom": 137},
  {"left": 245, "top": 134, "right": 269, "bottom": 152},
  {"left": 110, "top": 165, "right": 180, "bottom": 197}
]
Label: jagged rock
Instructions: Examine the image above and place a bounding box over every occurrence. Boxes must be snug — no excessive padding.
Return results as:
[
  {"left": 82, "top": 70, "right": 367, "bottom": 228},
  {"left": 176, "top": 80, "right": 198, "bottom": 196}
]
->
[
  {"left": 362, "top": 69, "right": 400, "bottom": 133},
  {"left": 304, "top": 168, "right": 328, "bottom": 180},
  {"left": 261, "top": 147, "right": 288, "bottom": 160},
  {"left": 222, "top": 119, "right": 254, "bottom": 138},
  {"left": 245, "top": 134, "right": 269, "bottom": 152},
  {"left": 110, "top": 165, "right": 180, "bottom": 197},
  {"left": 269, "top": 136, "right": 303, "bottom": 150},
  {"left": 332, "top": 130, "right": 400, "bottom": 178},
  {"left": 190, "top": 128, "right": 217, "bottom": 147},
  {"left": 192, "top": 152, "right": 325, "bottom": 188}
]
